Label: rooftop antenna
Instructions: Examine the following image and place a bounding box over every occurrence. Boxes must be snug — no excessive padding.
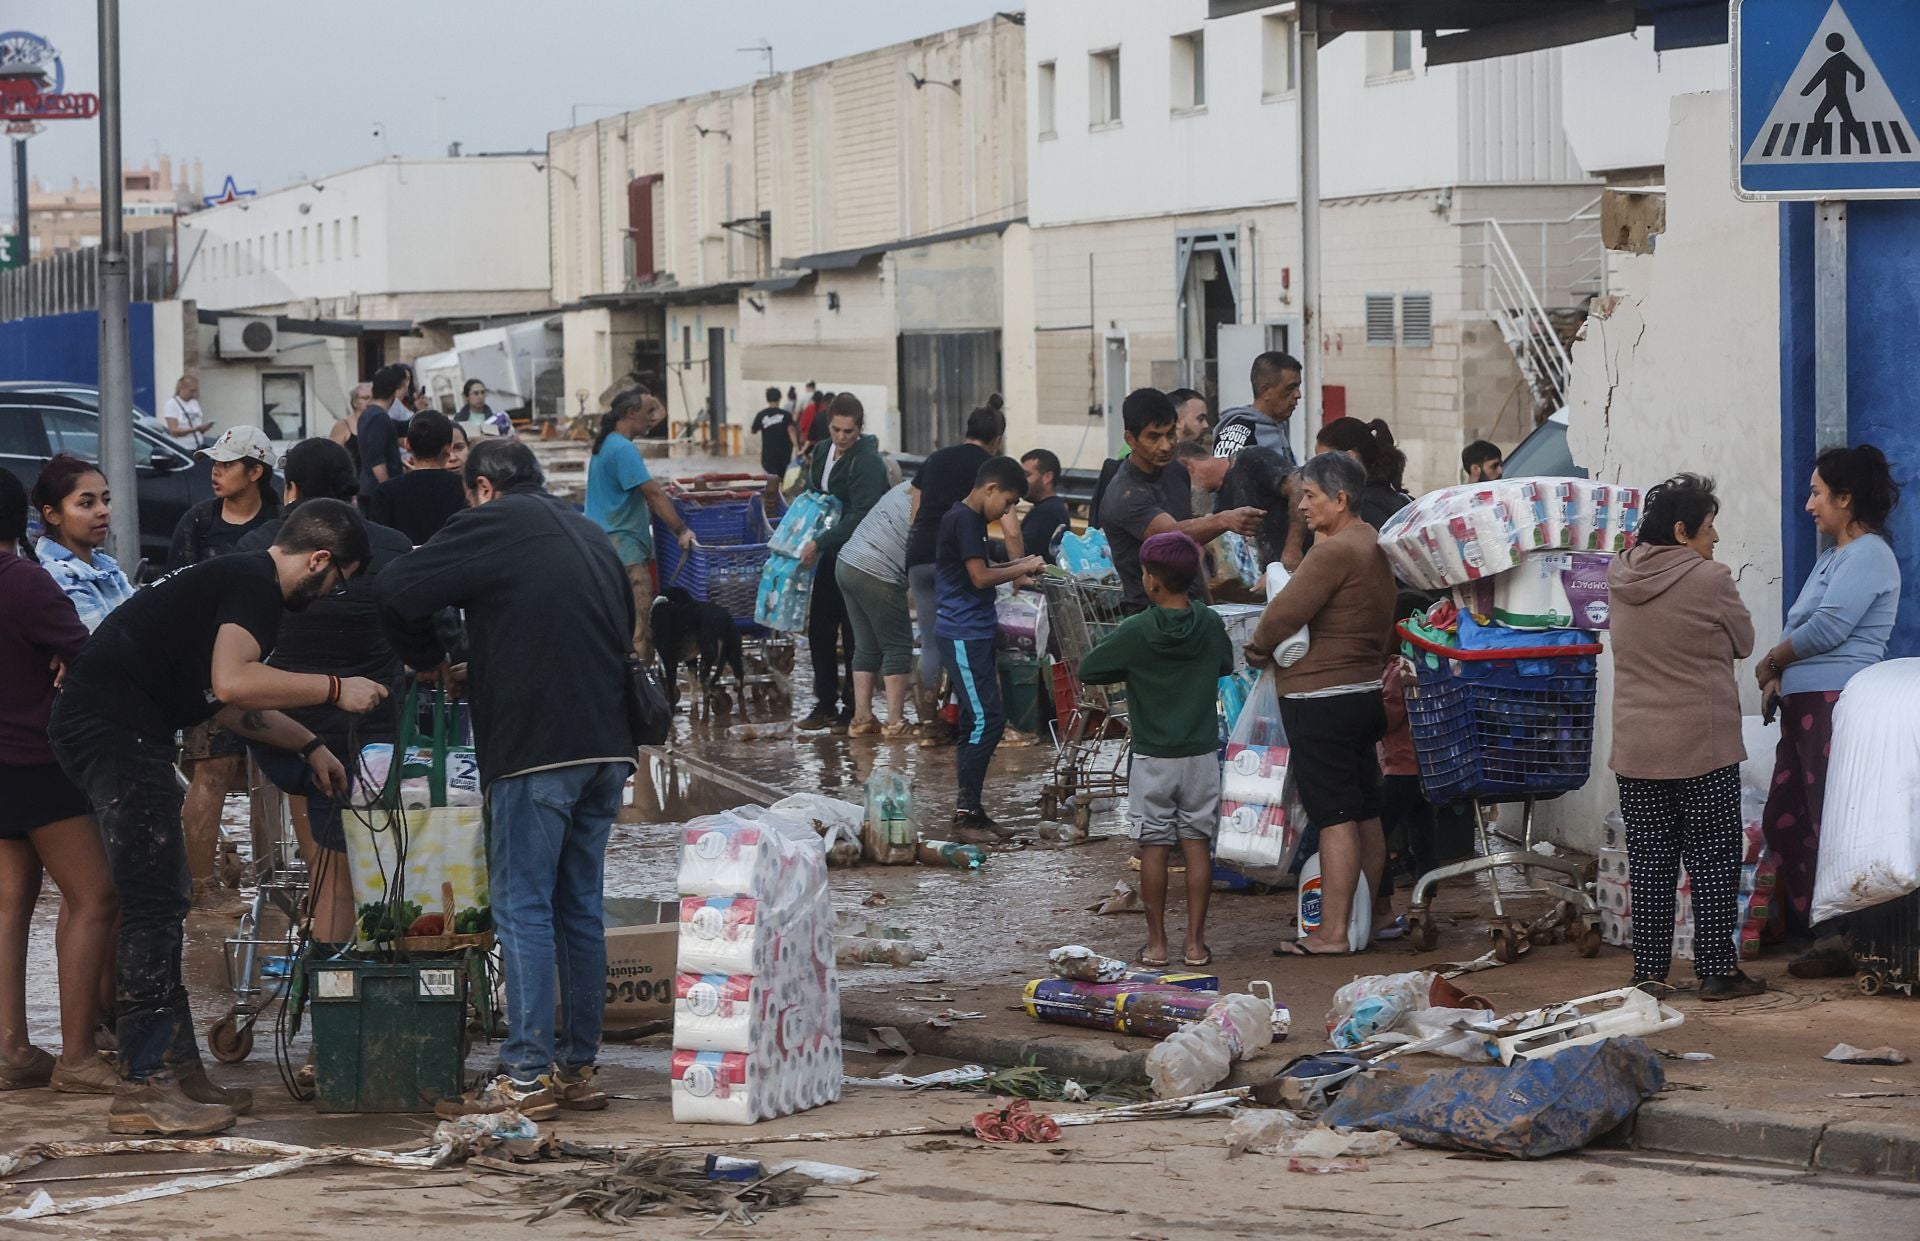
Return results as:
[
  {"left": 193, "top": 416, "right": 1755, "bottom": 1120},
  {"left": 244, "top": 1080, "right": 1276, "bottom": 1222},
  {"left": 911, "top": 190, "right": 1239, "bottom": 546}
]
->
[{"left": 738, "top": 38, "right": 773, "bottom": 77}]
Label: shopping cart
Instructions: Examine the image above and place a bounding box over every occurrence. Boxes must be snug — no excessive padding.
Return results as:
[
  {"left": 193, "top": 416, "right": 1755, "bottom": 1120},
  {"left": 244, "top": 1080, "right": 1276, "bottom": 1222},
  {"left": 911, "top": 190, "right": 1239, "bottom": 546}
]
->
[
  {"left": 207, "top": 761, "right": 309, "bottom": 1063},
  {"left": 1396, "top": 622, "right": 1606, "bottom": 962},
  {"left": 1851, "top": 889, "right": 1920, "bottom": 997},
  {"left": 1037, "top": 575, "right": 1130, "bottom": 836}
]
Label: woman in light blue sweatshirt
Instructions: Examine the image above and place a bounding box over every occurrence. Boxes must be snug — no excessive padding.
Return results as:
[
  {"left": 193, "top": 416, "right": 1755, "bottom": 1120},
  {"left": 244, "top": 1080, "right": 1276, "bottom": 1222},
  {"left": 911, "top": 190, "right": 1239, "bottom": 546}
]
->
[
  {"left": 1754, "top": 444, "right": 1901, "bottom": 966},
  {"left": 31, "top": 455, "right": 134, "bottom": 632}
]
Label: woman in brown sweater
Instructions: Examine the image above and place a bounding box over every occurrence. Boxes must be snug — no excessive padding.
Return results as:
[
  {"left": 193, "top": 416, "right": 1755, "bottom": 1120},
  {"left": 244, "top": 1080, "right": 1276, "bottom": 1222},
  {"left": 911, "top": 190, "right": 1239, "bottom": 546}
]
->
[
  {"left": 1608, "top": 474, "right": 1765, "bottom": 1000},
  {"left": 1248, "top": 451, "right": 1397, "bottom": 956}
]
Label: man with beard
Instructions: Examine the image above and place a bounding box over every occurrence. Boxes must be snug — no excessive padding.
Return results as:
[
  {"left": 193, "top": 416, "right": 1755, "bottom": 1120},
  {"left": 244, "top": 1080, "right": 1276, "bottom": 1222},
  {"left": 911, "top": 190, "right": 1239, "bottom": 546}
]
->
[{"left": 48, "top": 499, "right": 389, "bottom": 1137}]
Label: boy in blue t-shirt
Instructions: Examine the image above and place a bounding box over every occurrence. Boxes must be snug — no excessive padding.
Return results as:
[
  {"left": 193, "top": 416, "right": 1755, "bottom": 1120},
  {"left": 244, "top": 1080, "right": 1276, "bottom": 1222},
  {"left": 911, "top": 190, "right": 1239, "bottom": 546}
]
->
[{"left": 934, "top": 456, "right": 1045, "bottom": 834}]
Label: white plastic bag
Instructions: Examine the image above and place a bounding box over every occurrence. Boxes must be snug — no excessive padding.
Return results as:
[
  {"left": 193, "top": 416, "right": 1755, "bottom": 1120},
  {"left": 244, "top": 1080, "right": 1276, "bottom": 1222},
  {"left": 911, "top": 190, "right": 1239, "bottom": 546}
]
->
[
  {"left": 1813, "top": 659, "right": 1920, "bottom": 923},
  {"left": 1217, "top": 671, "right": 1295, "bottom": 869}
]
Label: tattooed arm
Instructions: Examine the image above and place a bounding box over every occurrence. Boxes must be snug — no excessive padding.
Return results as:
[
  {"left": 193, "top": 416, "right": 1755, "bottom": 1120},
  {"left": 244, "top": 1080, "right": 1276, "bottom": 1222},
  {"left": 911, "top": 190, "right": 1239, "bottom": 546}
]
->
[{"left": 213, "top": 705, "right": 351, "bottom": 798}]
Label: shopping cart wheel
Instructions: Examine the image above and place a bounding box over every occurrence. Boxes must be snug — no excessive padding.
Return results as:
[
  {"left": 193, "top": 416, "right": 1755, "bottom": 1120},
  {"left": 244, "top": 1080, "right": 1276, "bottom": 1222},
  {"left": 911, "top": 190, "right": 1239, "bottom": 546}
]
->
[
  {"left": 1576, "top": 922, "right": 1602, "bottom": 959},
  {"left": 206, "top": 1013, "right": 254, "bottom": 1065},
  {"left": 1406, "top": 911, "right": 1438, "bottom": 952},
  {"left": 1859, "top": 972, "right": 1884, "bottom": 997},
  {"left": 1490, "top": 923, "right": 1522, "bottom": 964}
]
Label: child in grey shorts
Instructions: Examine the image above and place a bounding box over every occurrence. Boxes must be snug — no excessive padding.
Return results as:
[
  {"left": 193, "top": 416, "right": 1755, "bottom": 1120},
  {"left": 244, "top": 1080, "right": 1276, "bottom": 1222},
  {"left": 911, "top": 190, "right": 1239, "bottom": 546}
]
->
[{"left": 1077, "top": 531, "right": 1234, "bottom": 968}]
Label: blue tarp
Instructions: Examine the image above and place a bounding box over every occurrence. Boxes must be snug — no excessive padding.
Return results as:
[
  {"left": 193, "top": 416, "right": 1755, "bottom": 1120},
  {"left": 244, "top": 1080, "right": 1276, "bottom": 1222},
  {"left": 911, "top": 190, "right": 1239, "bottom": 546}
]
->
[{"left": 1320, "top": 1037, "right": 1666, "bottom": 1159}]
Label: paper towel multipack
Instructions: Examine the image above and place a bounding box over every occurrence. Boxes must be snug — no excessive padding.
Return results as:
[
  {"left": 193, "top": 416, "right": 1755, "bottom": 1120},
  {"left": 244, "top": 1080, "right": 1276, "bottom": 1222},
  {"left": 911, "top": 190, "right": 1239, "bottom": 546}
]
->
[
  {"left": 672, "top": 808, "right": 842, "bottom": 1124},
  {"left": 1378, "top": 478, "right": 1642, "bottom": 592}
]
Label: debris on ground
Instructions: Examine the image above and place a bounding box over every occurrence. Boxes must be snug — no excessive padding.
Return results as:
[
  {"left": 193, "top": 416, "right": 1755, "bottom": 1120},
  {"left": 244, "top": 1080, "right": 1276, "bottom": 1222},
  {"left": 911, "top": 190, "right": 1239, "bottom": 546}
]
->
[
  {"left": 1288, "top": 1157, "right": 1372, "bottom": 1174},
  {"left": 1825, "top": 1043, "right": 1911, "bottom": 1066},
  {"left": 971, "top": 1099, "right": 1064, "bottom": 1144},
  {"left": 521, "top": 1148, "right": 825, "bottom": 1226},
  {"left": 855, "top": 1065, "right": 991, "bottom": 1090},
  {"left": 1320, "top": 1036, "right": 1666, "bottom": 1159},
  {"left": 1088, "top": 882, "right": 1143, "bottom": 915},
  {"left": 1049, "top": 944, "right": 1128, "bottom": 982},
  {"left": 1226, "top": 1109, "right": 1402, "bottom": 1160}
]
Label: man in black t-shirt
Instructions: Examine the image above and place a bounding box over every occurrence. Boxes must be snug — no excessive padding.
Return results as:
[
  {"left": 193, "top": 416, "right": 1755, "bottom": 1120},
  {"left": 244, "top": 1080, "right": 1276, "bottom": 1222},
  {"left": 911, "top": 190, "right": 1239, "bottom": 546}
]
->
[
  {"left": 370, "top": 409, "right": 468, "bottom": 544},
  {"left": 1019, "top": 448, "right": 1070, "bottom": 563},
  {"left": 356, "top": 363, "right": 412, "bottom": 507},
  {"left": 1100, "top": 389, "right": 1264, "bottom": 611},
  {"left": 49, "top": 501, "right": 389, "bottom": 1137},
  {"left": 749, "top": 386, "right": 797, "bottom": 477}
]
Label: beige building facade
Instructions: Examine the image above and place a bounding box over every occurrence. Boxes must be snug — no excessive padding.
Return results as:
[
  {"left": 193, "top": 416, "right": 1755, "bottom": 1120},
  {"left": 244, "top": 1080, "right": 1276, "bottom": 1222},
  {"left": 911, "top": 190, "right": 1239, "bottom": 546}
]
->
[
  {"left": 545, "top": 14, "right": 1027, "bottom": 448},
  {"left": 25, "top": 156, "right": 202, "bottom": 258}
]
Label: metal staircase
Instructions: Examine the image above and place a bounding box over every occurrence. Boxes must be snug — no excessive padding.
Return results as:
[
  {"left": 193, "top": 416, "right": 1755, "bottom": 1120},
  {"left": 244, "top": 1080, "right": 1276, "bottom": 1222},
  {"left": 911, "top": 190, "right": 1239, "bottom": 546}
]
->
[{"left": 1462, "top": 195, "right": 1604, "bottom": 415}]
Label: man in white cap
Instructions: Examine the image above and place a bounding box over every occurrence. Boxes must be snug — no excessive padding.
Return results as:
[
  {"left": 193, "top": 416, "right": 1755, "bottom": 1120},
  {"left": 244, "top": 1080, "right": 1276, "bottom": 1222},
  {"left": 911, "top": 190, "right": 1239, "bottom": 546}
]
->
[{"left": 169, "top": 426, "right": 281, "bottom": 566}]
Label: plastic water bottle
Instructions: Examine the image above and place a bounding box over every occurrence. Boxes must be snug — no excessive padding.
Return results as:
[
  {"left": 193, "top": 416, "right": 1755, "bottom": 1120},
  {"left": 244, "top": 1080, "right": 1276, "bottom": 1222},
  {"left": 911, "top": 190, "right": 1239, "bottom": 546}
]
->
[
  {"left": 1145, "top": 990, "right": 1275, "bottom": 1099},
  {"left": 916, "top": 840, "right": 986, "bottom": 870},
  {"left": 1297, "top": 853, "right": 1373, "bottom": 953}
]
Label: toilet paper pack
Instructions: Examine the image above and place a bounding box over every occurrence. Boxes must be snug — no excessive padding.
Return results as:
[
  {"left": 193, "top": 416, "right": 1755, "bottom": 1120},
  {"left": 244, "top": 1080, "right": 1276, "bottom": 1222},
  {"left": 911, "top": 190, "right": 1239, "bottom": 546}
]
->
[
  {"left": 673, "top": 809, "right": 843, "bottom": 1124},
  {"left": 1379, "top": 479, "right": 1642, "bottom": 591}
]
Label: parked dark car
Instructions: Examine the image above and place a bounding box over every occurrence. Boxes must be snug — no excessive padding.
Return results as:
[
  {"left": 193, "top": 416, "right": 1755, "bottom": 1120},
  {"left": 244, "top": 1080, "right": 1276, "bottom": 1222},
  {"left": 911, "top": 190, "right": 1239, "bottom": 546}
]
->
[
  {"left": 1501, "top": 409, "right": 1586, "bottom": 479},
  {"left": 0, "top": 386, "right": 212, "bottom": 576}
]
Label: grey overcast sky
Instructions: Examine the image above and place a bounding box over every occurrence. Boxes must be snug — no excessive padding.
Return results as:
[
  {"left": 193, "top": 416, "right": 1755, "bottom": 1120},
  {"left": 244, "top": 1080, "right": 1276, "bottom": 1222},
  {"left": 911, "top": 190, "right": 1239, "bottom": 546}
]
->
[{"left": 7, "top": 0, "right": 1014, "bottom": 202}]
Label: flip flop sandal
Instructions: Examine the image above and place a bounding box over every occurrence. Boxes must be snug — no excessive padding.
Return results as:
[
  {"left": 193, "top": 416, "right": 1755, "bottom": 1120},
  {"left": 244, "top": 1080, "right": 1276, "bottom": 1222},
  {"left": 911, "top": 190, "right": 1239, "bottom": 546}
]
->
[
  {"left": 1137, "top": 946, "right": 1171, "bottom": 968},
  {"left": 1182, "top": 948, "right": 1213, "bottom": 968},
  {"left": 1372, "top": 915, "right": 1409, "bottom": 942},
  {"left": 1274, "top": 940, "right": 1350, "bottom": 958}
]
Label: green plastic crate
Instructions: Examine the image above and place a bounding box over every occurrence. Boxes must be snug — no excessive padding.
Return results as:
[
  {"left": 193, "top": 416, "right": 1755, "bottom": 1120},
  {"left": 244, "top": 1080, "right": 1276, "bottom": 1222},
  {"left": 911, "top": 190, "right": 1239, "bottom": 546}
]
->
[
  {"left": 310, "top": 955, "right": 471, "bottom": 1114},
  {"left": 999, "top": 655, "right": 1046, "bottom": 735}
]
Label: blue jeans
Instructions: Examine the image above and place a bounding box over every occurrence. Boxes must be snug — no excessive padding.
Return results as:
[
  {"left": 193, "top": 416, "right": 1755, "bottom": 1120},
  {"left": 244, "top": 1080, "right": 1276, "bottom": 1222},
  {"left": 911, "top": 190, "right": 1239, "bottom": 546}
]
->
[{"left": 485, "top": 761, "right": 626, "bottom": 1081}]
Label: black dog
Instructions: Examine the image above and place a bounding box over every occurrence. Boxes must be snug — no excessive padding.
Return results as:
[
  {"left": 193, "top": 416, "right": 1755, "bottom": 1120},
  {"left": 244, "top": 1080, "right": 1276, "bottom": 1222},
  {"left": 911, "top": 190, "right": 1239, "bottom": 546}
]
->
[{"left": 652, "top": 586, "right": 746, "bottom": 707}]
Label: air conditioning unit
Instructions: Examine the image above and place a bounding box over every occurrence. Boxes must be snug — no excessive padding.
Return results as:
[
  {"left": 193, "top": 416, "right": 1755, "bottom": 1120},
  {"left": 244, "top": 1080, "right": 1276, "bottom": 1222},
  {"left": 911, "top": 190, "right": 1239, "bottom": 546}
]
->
[{"left": 218, "top": 316, "right": 278, "bottom": 358}]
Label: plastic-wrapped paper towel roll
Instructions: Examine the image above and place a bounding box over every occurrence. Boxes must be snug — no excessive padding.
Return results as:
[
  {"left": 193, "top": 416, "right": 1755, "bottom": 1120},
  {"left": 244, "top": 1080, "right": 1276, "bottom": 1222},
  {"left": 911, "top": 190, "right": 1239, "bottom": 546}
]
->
[
  {"left": 1222, "top": 742, "right": 1289, "bottom": 805},
  {"left": 678, "top": 895, "right": 759, "bottom": 975},
  {"left": 1260, "top": 565, "right": 1311, "bottom": 666},
  {"left": 674, "top": 973, "right": 756, "bottom": 1053},
  {"left": 672, "top": 1049, "right": 756, "bottom": 1124},
  {"left": 1611, "top": 486, "right": 1643, "bottom": 553}
]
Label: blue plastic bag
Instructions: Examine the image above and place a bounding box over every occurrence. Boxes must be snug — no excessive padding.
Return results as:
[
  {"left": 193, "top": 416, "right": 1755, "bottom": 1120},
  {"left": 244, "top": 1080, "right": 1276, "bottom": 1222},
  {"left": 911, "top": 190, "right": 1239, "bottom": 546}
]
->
[
  {"left": 754, "top": 552, "right": 814, "bottom": 633},
  {"left": 1321, "top": 1036, "right": 1665, "bottom": 1159},
  {"left": 768, "top": 490, "right": 843, "bottom": 558}
]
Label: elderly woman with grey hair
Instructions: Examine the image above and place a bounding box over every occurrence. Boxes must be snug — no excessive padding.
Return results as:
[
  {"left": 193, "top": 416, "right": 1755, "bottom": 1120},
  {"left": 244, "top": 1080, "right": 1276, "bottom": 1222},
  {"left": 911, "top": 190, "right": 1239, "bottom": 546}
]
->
[{"left": 1247, "top": 451, "right": 1398, "bottom": 957}]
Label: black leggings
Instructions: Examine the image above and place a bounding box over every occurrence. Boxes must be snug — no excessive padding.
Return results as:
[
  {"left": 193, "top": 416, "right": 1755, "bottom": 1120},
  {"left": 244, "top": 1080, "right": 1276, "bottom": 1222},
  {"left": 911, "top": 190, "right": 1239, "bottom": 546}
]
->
[
  {"left": 1617, "top": 765, "right": 1742, "bottom": 981},
  {"left": 808, "top": 550, "right": 856, "bottom": 715}
]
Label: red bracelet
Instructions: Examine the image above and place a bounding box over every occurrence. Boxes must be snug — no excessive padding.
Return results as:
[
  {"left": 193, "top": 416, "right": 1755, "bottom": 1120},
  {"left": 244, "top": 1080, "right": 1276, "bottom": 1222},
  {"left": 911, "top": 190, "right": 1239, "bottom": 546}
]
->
[{"left": 327, "top": 675, "right": 341, "bottom": 705}]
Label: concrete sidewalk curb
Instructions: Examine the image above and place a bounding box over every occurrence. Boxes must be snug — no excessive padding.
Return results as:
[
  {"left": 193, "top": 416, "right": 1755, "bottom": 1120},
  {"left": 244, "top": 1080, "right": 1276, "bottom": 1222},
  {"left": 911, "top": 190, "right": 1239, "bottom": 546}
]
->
[{"left": 841, "top": 994, "right": 1920, "bottom": 1182}]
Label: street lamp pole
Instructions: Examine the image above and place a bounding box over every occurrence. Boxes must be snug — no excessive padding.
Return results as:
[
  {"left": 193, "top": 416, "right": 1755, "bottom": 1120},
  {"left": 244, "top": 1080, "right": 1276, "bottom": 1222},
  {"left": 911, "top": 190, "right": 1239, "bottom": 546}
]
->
[{"left": 96, "top": 0, "right": 139, "bottom": 563}]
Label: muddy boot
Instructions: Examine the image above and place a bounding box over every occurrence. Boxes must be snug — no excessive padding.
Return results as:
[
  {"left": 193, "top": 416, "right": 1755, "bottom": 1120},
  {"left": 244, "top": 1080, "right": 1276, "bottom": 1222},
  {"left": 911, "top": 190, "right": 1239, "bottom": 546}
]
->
[
  {"left": 174, "top": 1059, "right": 254, "bottom": 1115},
  {"left": 190, "top": 879, "right": 250, "bottom": 919},
  {"left": 916, "top": 695, "right": 953, "bottom": 747},
  {"left": 109, "top": 1074, "right": 237, "bottom": 1136},
  {"left": 554, "top": 1064, "right": 609, "bottom": 1111},
  {"left": 51, "top": 1052, "right": 122, "bottom": 1095}
]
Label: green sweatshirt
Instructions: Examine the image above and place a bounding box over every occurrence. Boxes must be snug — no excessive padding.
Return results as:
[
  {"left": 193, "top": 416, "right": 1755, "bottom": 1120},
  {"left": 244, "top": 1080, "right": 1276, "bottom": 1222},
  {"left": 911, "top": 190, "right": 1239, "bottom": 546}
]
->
[{"left": 1076, "top": 603, "right": 1235, "bottom": 758}]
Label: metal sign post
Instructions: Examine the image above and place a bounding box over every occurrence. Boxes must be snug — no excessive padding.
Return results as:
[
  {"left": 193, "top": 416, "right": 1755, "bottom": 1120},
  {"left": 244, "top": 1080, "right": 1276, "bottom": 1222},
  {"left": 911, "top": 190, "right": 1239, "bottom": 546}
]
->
[
  {"left": 95, "top": 0, "right": 138, "bottom": 563},
  {"left": 1735, "top": 0, "right": 1920, "bottom": 547}
]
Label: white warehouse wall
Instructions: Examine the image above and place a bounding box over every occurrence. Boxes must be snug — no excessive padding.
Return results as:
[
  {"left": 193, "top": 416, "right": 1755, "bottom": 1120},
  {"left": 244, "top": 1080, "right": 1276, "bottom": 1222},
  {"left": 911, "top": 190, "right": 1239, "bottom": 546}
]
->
[
  {"left": 177, "top": 157, "right": 550, "bottom": 313},
  {"left": 1548, "top": 90, "right": 1783, "bottom": 852}
]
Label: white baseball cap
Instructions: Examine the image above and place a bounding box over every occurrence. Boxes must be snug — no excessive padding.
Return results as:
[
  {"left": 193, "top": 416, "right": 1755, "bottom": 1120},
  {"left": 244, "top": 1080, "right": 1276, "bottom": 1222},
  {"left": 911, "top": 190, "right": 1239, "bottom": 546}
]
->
[{"left": 197, "top": 425, "right": 279, "bottom": 467}]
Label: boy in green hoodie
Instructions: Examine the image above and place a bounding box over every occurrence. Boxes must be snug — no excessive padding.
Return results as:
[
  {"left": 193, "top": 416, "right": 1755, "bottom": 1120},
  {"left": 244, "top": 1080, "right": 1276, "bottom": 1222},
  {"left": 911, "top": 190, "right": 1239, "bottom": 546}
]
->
[{"left": 1077, "top": 531, "right": 1234, "bottom": 967}]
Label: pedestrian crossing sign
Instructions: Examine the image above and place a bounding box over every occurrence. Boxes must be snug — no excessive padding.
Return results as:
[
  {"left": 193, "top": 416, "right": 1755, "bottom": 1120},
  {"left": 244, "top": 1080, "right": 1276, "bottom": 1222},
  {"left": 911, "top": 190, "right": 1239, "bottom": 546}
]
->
[{"left": 1735, "top": 0, "right": 1920, "bottom": 198}]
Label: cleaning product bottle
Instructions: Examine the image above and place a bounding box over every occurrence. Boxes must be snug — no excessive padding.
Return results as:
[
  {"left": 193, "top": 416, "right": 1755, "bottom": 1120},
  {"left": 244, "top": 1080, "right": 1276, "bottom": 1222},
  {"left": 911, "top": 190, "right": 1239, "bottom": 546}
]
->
[
  {"left": 1297, "top": 853, "right": 1373, "bottom": 953},
  {"left": 1144, "top": 987, "right": 1275, "bottom": 1099},
  {"left": 916, "top": 840, "right": 986, "bottom": 870}
]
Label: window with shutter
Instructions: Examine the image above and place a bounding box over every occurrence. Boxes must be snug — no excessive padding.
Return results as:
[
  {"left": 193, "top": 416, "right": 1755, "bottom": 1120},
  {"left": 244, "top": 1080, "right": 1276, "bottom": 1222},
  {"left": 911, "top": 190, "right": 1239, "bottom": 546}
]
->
[
  {"left": 1365, "top": 294, "right": 1396, "bottom": 346},
  {"left": 1401, "top": 292, "right": 1433, "bottom": 347}
]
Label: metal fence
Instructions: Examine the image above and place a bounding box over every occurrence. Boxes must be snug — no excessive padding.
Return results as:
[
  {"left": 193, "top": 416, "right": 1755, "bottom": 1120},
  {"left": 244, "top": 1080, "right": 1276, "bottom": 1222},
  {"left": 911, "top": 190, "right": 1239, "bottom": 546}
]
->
[{"left": 0, "top": 230, "right": 176, "bottom": 322}]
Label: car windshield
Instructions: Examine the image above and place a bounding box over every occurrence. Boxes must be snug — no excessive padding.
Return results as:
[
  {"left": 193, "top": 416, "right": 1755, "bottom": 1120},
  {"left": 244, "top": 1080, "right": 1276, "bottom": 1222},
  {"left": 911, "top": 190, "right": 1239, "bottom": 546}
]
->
[{"left": 1503, "top": 419, "right": 1586, "bottom": 479}]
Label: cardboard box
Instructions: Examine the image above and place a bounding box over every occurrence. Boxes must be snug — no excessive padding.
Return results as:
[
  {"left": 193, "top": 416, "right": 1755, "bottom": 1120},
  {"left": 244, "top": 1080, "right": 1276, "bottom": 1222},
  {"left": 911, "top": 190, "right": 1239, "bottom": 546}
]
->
[{"left": 604, "top": 897, "right": 679, "bottom": 1036}]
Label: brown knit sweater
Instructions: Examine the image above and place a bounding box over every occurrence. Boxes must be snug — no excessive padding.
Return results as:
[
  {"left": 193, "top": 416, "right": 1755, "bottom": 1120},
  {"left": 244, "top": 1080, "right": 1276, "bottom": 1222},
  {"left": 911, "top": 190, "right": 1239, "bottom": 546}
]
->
[{"left": 1250, "top": 520, "right": 1397, "bottom": 695}]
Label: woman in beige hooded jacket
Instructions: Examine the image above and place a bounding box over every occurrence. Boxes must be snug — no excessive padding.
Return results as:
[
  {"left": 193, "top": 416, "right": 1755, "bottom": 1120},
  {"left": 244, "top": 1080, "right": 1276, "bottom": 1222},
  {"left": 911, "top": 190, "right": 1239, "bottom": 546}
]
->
[{"left": 1608, "top": 474, "right": 1765, "bottom": 1001}]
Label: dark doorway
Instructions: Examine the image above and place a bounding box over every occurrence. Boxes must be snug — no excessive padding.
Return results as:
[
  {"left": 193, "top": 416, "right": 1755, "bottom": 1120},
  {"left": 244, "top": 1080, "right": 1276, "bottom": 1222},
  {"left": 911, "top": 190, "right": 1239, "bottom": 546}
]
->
[{"left": 897, "top": 330, "right": 1002, "bottom": 456}]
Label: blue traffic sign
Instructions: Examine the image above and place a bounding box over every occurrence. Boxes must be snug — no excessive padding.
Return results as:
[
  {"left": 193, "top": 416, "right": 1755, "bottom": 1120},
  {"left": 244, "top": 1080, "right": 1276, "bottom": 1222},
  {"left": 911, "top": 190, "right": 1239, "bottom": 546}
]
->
[{"left": 1735, "top": 0, "right": 1920, "bottom": 198}]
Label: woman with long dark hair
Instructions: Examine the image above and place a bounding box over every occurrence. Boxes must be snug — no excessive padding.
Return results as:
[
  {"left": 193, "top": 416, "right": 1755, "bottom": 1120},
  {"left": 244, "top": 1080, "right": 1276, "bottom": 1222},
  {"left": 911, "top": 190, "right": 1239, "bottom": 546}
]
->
[
  {"left": 32, "top": 454, "right": 134, "bottom": 630},
  {"left": 1609, "top": 474, "right": 1765, "bottom": 998},
  {"left": 0, "top": 470, "right": 120, "bottom": 1093},
  {"left": 1755, "top": 444, "right": 1902, "bottom": 976},
  {"left": 1315, "top": 416, "right": 1412, "bottom": 529}
]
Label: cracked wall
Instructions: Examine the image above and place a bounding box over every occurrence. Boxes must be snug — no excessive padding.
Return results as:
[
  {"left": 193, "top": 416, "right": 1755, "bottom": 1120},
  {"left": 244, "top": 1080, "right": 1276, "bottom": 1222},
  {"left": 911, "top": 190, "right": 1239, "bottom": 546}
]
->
[{"left": 1545, "top": 90, "right": 1784, "bottom": 851}]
